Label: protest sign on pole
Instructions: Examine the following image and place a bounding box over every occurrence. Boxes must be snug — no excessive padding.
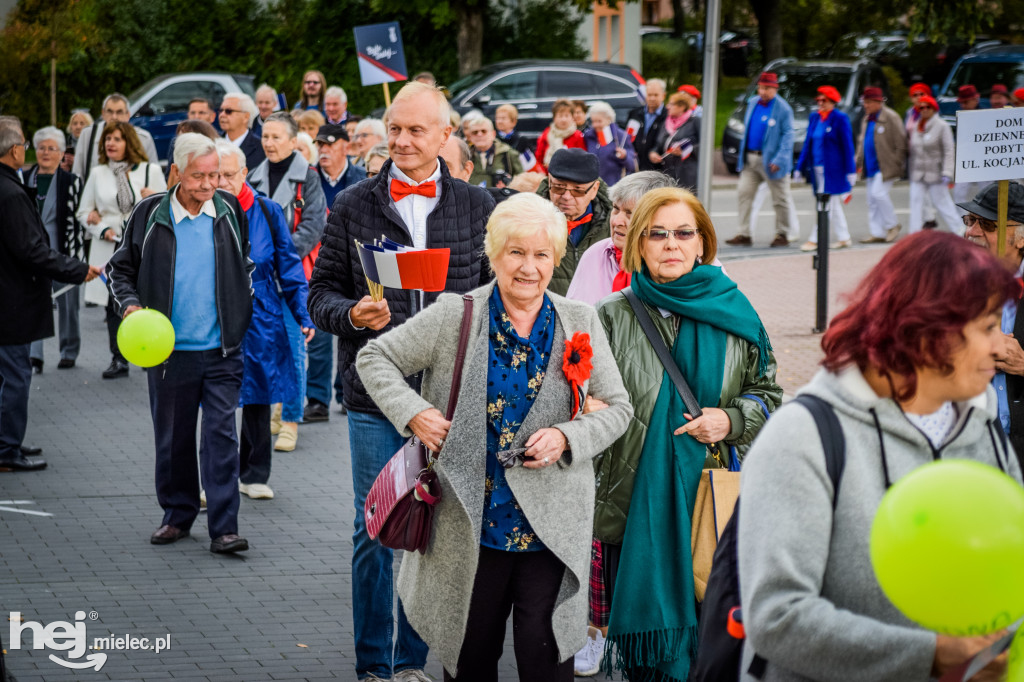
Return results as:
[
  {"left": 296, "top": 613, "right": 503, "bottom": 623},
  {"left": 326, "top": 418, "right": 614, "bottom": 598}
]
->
[
  {"left": 353, "top": 22, "right": 408, "bottom": 106},
  {"left": 955, "top": 109, "right": 1024, "bottom": 256}
]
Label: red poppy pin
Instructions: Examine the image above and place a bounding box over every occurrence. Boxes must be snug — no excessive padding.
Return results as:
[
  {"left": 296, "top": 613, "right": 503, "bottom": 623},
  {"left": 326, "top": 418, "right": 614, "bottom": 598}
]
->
[{"left": 562, "top": 332, "right": 594, "bottom": 418}]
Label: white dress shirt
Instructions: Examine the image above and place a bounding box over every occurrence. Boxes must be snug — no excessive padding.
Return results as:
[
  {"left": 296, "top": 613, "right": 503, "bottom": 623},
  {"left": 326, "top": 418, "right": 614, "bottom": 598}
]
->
[
  {"left": 227, "top": 130, "right": 249, "bottom": 147},
  {"left": 169, "top": 188, "right": 216, "bottom": 223},
  {"left": 388, "top": 161, "right": 442, "bottom": 248}
]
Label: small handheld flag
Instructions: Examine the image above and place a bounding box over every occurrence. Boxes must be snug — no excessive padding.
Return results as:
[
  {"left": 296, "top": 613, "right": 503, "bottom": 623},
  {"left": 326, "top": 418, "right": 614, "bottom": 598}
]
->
[
  {"left": 356, "top": 239, "right": 451, "bottom": 302},
  {"left": 519, "top": 148, "right": 538, "bottom": 172},
  {"left": 596, "top": 127, "right": 611, "bottom": 147},
  {"left": 625, "top": 119, "right": 641, "bottom": 143}
]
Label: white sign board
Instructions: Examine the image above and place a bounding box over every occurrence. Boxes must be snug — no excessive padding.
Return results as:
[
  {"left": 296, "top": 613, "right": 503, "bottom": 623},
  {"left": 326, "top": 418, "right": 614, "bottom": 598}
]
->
[{"left": 956, "top": 108, "right": 1024, "bottom": 183}]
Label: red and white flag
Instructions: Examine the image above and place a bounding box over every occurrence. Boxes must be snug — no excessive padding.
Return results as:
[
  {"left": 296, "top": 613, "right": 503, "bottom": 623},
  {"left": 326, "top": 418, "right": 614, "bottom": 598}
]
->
[
  {"left": 519, "top": 148, "right": 538, "bottom": 172},
  {"left": 596, "top": 127, "right": 611, "bottom": 147},
  {"left": 625, "top": 119, "right": 641, "bottom": 143}
]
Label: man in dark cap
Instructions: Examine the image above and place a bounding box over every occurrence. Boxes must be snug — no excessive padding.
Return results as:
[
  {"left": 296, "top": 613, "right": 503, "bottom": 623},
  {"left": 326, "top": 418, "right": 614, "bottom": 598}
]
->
[
  {"left": 537, "top": 147, "right": 612, "bottom": 294},
  {"left": 961, "top": 181, "right": 1024, "bottom": 467},
  {"left": 855, "top": 87, "right": 906, "bottom": 243},
  {"left": 728, "top": 71, "right": 797, "bottom": 248},
  {"left": 304, "top": 123, "right": 367, "bottom": 422}
]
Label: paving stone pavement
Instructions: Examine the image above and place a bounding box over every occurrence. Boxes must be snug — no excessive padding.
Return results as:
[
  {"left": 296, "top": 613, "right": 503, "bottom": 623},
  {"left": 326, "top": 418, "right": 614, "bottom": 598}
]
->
[{"left": 0, "top": 245, "right": 886, "bottom": 681}]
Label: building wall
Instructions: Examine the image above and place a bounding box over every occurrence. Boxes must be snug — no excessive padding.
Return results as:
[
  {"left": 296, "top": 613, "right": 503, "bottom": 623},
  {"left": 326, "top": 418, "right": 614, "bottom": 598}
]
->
[{"left": 577, "top": 1, "right": 642, "bottom": 71}]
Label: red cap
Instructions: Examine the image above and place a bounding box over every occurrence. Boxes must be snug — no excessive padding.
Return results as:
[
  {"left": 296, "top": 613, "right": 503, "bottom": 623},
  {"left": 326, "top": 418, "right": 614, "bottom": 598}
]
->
[
  {"left": 1015, "top": 88, "right": 1024, "bottom": 102},
  {"left": 758, "top": 72, "right": 779, "bottom": 87},
  {"left": 957, "top": 84, "right": 980, "bottom": 101},
  {"left": 917, "top": 95, "right": 939, "bottom": 111},
  {"left": 908, "top": 83, "right": 932, "bottom": 97},
  {"left": 817, "top": 85, "right": 842, "bottom": 103},
  {"left": 862, "top": 87, "right": 884, "bottom": 101},
  {"left": 678, "top": 84, "right": 701, "bottom": 100},
  {"left": 991, "top": 83, "right": 1009, "bottom": 96}
]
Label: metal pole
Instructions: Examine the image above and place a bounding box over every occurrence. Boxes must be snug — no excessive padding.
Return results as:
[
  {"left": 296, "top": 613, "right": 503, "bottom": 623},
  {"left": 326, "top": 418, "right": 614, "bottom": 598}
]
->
[
  {"left": 696, "top": 0, "right": 722, "bottom": 209},
  {"left": 998, "top": 179, "right": 1009, "bottom": 257},
  {"left": 813, "top": 193, "right": 831, "bottom": 333}
]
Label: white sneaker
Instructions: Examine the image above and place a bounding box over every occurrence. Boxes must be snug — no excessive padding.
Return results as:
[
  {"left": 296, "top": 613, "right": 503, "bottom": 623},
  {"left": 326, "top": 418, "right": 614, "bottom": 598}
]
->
[
  {"left": 393, "top": 670, "right": 431, "bottom": 682},
  {"left": 239, "top": 482, "right": 274, "bottom": 500},
  {"left": 573, "top": 625, "right": 604, "bottom": 676}
]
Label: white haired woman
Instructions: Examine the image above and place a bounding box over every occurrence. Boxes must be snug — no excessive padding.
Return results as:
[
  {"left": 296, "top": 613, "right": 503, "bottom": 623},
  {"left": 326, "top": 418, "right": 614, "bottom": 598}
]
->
[
  {"left": 583, "top": 101, "right": 636, "bottom": 187},
  {"left": 253, "top": 84, "right": 278, "bottom": 137},
  {"left": 357, "top": 192, "right": 633, "bottom": 681},
  {"left": 351, "top": 118, "right": 386, "bottom": 167},
  {"left": 248, "top": 111, "right": 327, "bottom": 451}
]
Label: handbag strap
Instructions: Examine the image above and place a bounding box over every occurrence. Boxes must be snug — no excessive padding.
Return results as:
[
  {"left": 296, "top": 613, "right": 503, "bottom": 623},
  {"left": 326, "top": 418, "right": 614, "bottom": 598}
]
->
[
  {"left": 622, "top": 287, "right": 703, "bottom": 418},
  {"left": 444, "top": 294, "right": 474, "bottom": 421}
]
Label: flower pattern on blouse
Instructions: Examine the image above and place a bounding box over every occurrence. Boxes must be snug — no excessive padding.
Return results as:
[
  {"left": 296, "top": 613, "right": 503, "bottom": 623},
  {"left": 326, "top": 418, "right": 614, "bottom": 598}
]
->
[{"left": 481, "top": 286, "right": 554, "bottom": 552}]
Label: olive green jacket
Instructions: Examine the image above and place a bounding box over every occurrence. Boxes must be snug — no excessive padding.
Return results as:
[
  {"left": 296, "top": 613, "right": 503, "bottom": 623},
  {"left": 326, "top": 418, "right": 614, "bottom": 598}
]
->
[
  {"left": 537, "top": 177, "right": 613, "bottom": 296},
  {"left": 468, "top": 139, "right": 524, "bottom": 187},
  {"left": 593, "top": 291, "right": 784, "bottom": 545}
]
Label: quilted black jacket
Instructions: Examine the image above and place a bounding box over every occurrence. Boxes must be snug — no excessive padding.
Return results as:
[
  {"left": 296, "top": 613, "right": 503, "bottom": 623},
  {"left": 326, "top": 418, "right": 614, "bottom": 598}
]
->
[{"left": 307, "top": 158, "right": 495, "bottom": 415}]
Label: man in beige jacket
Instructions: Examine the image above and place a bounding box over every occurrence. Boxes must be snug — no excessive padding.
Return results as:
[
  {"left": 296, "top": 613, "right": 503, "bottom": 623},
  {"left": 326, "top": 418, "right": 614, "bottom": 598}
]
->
[{"left": 855, "top": 87, "right": 907, "bottom": 243}]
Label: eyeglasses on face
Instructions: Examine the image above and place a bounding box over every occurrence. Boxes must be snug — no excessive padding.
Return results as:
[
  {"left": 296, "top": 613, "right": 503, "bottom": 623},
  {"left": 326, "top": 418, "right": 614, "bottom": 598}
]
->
[
  {"left": 963, "top": 214, "right": 1023, "bottom": 232},
  {"left": 548, "top": 181, "right": 596, "bottom": 198},
  {"left": 643, "top": 228, "right": 699, "bottom": 242},
  {"left": 36, "top": 145, "right": 61, "bottom": 153},
  {"left": 219, "top": 108, "right": 240, "bottom": 115},
  {"left": 304, "top": 80, "right": 320, "bottom": 85}
]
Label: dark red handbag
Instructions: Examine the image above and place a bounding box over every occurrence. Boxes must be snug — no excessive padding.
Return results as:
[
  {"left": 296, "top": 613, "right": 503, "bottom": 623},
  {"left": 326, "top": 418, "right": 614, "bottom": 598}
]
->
[{"left": 364, "top": 294, "right": 473, "bottom": 554}]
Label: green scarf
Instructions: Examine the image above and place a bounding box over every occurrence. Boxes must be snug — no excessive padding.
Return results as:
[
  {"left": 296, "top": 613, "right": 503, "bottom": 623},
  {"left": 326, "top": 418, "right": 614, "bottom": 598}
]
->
[{"left": 605, "top": 264, "right": 772, "bottom": 681}]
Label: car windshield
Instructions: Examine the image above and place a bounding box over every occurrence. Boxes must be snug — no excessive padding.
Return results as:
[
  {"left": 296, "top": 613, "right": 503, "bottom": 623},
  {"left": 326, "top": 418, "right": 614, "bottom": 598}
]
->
[
  {"left": 448, "top": 70, "right": 493, "bottom": 97},
  {"left": 943, "top": 61, "right": 1024, "bottom": 96},
  {"left": 127, "top": 75, "right": 172, "bottom": 107},
  {"left": 757, "top": 68, "right": 853, "bottom": 109}
]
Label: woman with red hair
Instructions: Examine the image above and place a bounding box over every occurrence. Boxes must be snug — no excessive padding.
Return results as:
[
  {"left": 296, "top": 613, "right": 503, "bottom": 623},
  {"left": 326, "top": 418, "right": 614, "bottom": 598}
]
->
[
  {"left": 796, "top": 85, "right": 856, "bottom": 251},
  {"left": 737, "top": 230, "right": 1022, "bottom": 682}
]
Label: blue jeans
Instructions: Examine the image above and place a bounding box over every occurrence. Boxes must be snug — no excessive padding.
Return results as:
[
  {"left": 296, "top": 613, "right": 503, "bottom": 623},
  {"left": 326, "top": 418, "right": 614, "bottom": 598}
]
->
[
  {"left": 281, "top": 305, "right": 305, "bottom": 423},
  {"left": 348, "top": 409, "right": 429, "bottom": 678},
  {"left": 305, "top": 327, "right": 333, "bottom": 406}
]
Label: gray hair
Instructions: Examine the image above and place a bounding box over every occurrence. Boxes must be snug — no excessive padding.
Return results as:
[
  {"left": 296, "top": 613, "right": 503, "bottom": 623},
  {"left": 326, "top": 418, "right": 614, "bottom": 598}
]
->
[
  {"left": 647, "top": 78, "right": 667, "bottom": 94},
  {"left": 484, "top": 192, "right": 568, "bottom": 266},
  {"left": 325, "top": 86, "right": 347, "bottom": 103},
  {"left": 102, "top": 93, "right": 130, "bottom": 110},
  {"left": 0, "top": 116, "right": 23, "bottom": 156},
  {"left": 467, "top": 116, "right": 494, "bottom": 132},
  {"left": 66, "top": 110, "right": 94, "bottom": 135},
  {"left": 255, "top": 84, "right": 277, "bottom": 99},
  {"left": 221, "top": 92, "right": 258, "bottom": 127},
  {"left": 33, "top": 126, "right": 66, "bottom": 153},
  {"left": 264, "top": 111, "right": 298, "bottom": 138},
  {"left": 296, "top": 132, "right": 319, "bottom": 166},
  {"left": 587, "top": 101, "right": 616, "bottom": 121},
  {"left": 214, "top": 139, "right": 246, "bottom": 169},
  {"left": 173, "top": 132, "right": 218, "bottom": 171},
  {"left": 450, "top": 137, "right": 472, "bottom": 167},
  {"left": 356, "top": 117, "right": 386, "bottom": 139},
  {"left": 390, "top": 81, "right": 451, "bottom": 128},
  {"left": 365, "top": 142, "right": 389, "bottom": 163},
  {"left": 609, "top": 170, "right": 677, "bottom": 207}
]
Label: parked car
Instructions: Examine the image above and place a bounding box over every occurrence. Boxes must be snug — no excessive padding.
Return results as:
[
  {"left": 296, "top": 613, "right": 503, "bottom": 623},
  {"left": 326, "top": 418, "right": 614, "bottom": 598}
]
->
[
  {"left": 938, "top": 45, "right": 1024, "bottom": 132},
  {"left": 445, "top": 60, "right": 644, "bottom": 143},
  {"left": 128, "top": 72, "right": 256, "bottom": 162},
  {"left": 639, "top": 26, "right": 759, "bottom": 77},
  {"left": 721, "top": 58, "right": 891, "bottom": 173}
]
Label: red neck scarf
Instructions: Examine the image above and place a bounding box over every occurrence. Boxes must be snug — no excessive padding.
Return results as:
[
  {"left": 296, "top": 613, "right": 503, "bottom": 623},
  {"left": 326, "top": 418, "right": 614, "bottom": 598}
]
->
[
  {"left": 237, "top": 182, "right": 255, "bottom": 211},
  {"left": 567, "top": 212, "right": 593, "bottom": 232},
  {"left": 612, "top": 245, "right": 631, "bottom": 291}
]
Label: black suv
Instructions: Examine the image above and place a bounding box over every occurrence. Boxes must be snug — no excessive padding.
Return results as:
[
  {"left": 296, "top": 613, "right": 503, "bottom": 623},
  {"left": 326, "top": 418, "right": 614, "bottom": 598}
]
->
[
  {"left": 446, "top": 60, "right": 645, "bottom": 143},
  {"left": 721, "top": 59, "right": 891, "bottom": 173}
]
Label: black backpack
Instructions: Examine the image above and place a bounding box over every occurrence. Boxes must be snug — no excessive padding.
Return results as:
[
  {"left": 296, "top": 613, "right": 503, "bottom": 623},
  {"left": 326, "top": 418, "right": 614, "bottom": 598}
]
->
[{"left": 690, "top": 394, "right": 846, "bottom": 682}]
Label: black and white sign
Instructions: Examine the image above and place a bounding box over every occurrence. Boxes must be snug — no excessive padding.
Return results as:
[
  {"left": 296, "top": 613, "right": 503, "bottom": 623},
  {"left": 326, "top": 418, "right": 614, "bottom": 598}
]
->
[
  {"left": 956, "top": 108, "right": 1024, "bottom": 183},
  {"left": 353, "top": 22, "right": 408, "bottom": 87}
]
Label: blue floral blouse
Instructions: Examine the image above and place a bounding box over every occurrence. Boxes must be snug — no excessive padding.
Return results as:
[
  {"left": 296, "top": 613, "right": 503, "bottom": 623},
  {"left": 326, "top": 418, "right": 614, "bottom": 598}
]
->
[{"left": 482, "top": 286, "right": 554, "bottom": 552}]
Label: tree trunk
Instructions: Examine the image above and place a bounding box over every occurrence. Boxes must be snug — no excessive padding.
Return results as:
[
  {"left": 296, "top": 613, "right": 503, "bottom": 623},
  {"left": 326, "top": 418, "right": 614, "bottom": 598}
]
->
[
  {"left": 456, "top": 3, "right": 485, "bottom": 76},
  {"left": 672, "top": 0, "right": 686, "bottom": 36},
  {"left": 748, "top": 0, "right": 783, "bottom": 65}
]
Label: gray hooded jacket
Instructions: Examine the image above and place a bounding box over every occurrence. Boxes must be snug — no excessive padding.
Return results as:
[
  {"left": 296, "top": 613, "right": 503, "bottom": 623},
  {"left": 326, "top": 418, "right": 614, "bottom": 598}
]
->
[{"left": 738, "top": 367, "right": 1021, "bottom": 681}]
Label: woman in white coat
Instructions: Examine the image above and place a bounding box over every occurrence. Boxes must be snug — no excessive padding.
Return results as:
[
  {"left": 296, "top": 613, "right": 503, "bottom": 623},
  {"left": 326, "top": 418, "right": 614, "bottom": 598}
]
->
[
  {"left": 77, "top": 121, "right": 165, "bottom": 379},
  {"left": 907, "top": 96, "right": 962, "bottom": 235}
]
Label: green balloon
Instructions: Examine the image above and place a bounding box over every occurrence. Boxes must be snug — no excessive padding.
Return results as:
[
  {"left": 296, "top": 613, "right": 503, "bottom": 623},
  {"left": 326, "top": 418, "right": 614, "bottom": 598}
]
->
[
  {"left": 116, "top": 309, "right": 175, "bottom": 368},
  {"left": 1008, "top": 628, "right": 1024, "bottom": 681},
  {"left": 870, "top": 459, "right": 1024, "bottom": 636}
]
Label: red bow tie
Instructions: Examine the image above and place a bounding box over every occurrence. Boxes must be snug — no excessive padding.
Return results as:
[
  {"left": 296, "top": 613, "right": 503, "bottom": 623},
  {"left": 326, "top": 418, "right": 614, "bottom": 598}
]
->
[{"left": 390, "top": 179, "right": 437, "bottom": 202}]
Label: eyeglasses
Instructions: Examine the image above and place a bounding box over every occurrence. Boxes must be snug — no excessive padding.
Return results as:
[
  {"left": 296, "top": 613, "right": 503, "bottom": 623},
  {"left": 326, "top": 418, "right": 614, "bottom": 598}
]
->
[
  {"left": 644, "top": 228, "right": 699, "bottom": 242},
  {"left": 814, "top": 97, "right": 827, "bottom": 104},
  {"left": 549, "top": 181, "right": 596, "bottom": 198},
  {"left": 219, "top": 108, "right": 240, "bottom": 115},
  {"left": 352, "top": 133, "right": 372, "bottom": 140},
  {"left": 962, "top": 215, "right": 1023, "bottom": 232},
  {"left": 304, "top": 80, "right": 320, "bottom": 85}
]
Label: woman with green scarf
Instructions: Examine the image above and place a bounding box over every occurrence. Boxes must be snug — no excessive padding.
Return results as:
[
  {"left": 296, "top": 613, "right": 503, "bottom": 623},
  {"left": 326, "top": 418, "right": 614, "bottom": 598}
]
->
[{"left": 593, "top": 187, "right": 783, "bottom": 681}]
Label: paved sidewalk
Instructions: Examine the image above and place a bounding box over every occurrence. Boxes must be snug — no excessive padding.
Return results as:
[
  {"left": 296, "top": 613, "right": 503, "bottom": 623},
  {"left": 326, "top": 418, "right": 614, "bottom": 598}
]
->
[{"left": 0, "top": 247, "right": 886, "bottom": 681}]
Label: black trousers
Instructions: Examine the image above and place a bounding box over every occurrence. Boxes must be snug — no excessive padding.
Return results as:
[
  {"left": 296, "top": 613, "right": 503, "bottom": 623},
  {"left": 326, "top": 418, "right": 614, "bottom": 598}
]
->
[
  {"left": 0, "top": 344, "right": 31, "bottom": 460},
  {"left": 147, "top": 349, "right": 243, "bottom": 539},
  {"left": 105, "top": 298, "right": 125, "bottom": 363},
  {"left": 444, "top": 547, "right": 574, "bottom": 682},
  {"left": 239, "top": 404, "right": 271, "bottom": 484}
]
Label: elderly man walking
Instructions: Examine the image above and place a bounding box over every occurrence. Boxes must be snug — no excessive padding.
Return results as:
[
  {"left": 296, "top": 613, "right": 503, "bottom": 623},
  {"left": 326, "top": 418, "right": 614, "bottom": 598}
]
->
[
  {"left": 855, "top": 87, "right": 906, "bottom": 243},
  {"left": 628, "top": 78, "right": 667, "bottom": 171},
  {"left": 219, "top": 92, "right": 265, "bottom": 170},
  {"left": 727, "top": 72, "right": 796, "bottom": 247},
  {"left": 0, "top": 118, "right": 99, "bottom": 471},
  {"left": 308, "top": 81, "right": 494, "bottom": 682},
  {"left": 108, "top": 133, "right": 254, "bottom": 553},
  {"left": 73, "top": 93, "right": 159, "bottom": 181}
]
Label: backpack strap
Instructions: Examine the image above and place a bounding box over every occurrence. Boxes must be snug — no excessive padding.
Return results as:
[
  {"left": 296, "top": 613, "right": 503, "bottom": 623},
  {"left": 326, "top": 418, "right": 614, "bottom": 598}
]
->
[
  {"left": 255, "top": 196, "right": 274, "bottom": 229},
  {"left": 791, "top": 394, "right": 846, "bottom": 509}
]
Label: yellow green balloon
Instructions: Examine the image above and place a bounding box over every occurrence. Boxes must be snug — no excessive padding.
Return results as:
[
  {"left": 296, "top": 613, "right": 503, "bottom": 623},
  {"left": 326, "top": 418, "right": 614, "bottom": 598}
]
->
[
  {"left": 870, "top": 460, "right": 1024, "bottom": 636},
  {"left": 116, "top": 309, "right": 175, "bottom": 367},
  {"left": 1008, "top": 627, "right": 1024, "bottom": 681}
]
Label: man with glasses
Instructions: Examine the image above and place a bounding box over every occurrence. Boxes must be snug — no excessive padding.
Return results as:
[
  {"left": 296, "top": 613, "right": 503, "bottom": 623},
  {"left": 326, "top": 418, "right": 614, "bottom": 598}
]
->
[
  {"left": 961, "top": 181, "right": 1024, "bottom": 468},
  {"left": 349, "top": 118, "right": 385, "bottom": 167},
  {"left": 0, "top": 118, "right": 100, "bottom": 472},
  {"left": 538, "top": 148, "right": 612, "bottom": 295},
  {"left": 466, "top": 116, "right": 522, "bottom": 188},
  {"left": 219, "top": 92, "right": 265, "bottom": 170},
  {"left": 73, "top": 93, "right": 159, "bottom": 181}
]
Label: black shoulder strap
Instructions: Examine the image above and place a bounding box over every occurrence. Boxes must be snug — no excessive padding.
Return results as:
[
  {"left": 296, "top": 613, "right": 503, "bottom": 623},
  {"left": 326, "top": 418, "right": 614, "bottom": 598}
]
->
[
  {"left": 622, "top": 287, "right": 702, "bottom": 418},
  {"left": 145, "top": 162, "right": 151, "bottom": 188},
  {"left": 792, "top": 394, "right": 846, "bottom": 508},
  {"left": 255, "top": 196, "right": 273, "bottom": 227}
]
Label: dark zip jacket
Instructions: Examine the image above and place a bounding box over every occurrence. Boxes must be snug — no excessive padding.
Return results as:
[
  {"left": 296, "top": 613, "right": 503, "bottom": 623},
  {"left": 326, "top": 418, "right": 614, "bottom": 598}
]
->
[{"left": 106, "top": 188, "right": 254, "bottom": 354}]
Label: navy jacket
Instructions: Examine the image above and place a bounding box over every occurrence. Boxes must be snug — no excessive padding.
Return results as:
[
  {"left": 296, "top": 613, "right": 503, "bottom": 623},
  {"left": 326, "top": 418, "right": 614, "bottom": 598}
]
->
[{"left": 318, "top": 161, "right": 367, "bottom": 212}]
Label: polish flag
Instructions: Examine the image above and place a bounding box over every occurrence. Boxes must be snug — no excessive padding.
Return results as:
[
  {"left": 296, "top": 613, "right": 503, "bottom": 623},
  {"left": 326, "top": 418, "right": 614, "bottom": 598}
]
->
[
  {"left": 520, "top": 148, "right": 538, "bottom": 172},
  {"left": 625, "top": 119, "right": 641, "bottom": 143},
  {"left": 596, "top": 127, "right": 611, "bottom": 147}
]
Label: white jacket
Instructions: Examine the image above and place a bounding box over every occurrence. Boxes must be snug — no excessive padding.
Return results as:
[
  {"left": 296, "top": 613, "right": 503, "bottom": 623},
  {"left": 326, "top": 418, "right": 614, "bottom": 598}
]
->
[{"left": 908, "top": 116, "right": 955, "bottom": 185}]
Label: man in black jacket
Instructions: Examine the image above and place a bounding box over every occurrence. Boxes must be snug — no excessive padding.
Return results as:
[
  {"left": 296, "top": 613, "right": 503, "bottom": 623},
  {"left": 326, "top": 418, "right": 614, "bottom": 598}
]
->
[
  {"left": 308, "top": 81, "right": 494, "bottom": 682},
  {"left": 628, "top": 78, "right": 667, "bottom": 171},
  {"left": 108, "top": 133, "right": 255, "bottom": 554},
  {"left": 0, "top": 119, "right": 99, "bottom": 472}
]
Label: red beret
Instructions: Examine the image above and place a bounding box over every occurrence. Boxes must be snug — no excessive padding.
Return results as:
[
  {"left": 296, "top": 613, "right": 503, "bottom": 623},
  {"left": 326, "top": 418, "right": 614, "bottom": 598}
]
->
[
  {"left": 1015, "top": 88, "right": 1024, "bottom": 101},
  {"left": 991, "top": 84, "right": 1009, "bottom": 96},
  {"left": 678, "top": 84, "right": 701, "bottom": 100},
  {"left": 957, "top": 84, "right": 979, "bottom": 101},
  {"left": 862, "top": 87, "right": 884, "bottom": 101},
  {"left": 908, "top": 83, "right": 932, "bottom": 97},
  {"left": 917, "top": 96, "right": 939, "bottom": 111},
  {"left": 758, "top": 72, "right": 779, "bottom": 87},
  {"left": 817, "top": 85, "right": 842, "bottom": 103}
]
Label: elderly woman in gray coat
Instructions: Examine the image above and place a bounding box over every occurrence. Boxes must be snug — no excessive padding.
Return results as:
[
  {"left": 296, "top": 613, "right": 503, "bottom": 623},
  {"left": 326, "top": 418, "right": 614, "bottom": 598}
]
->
[{"left": 357, "top": 192, "right": 632, "bottom": 682}]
